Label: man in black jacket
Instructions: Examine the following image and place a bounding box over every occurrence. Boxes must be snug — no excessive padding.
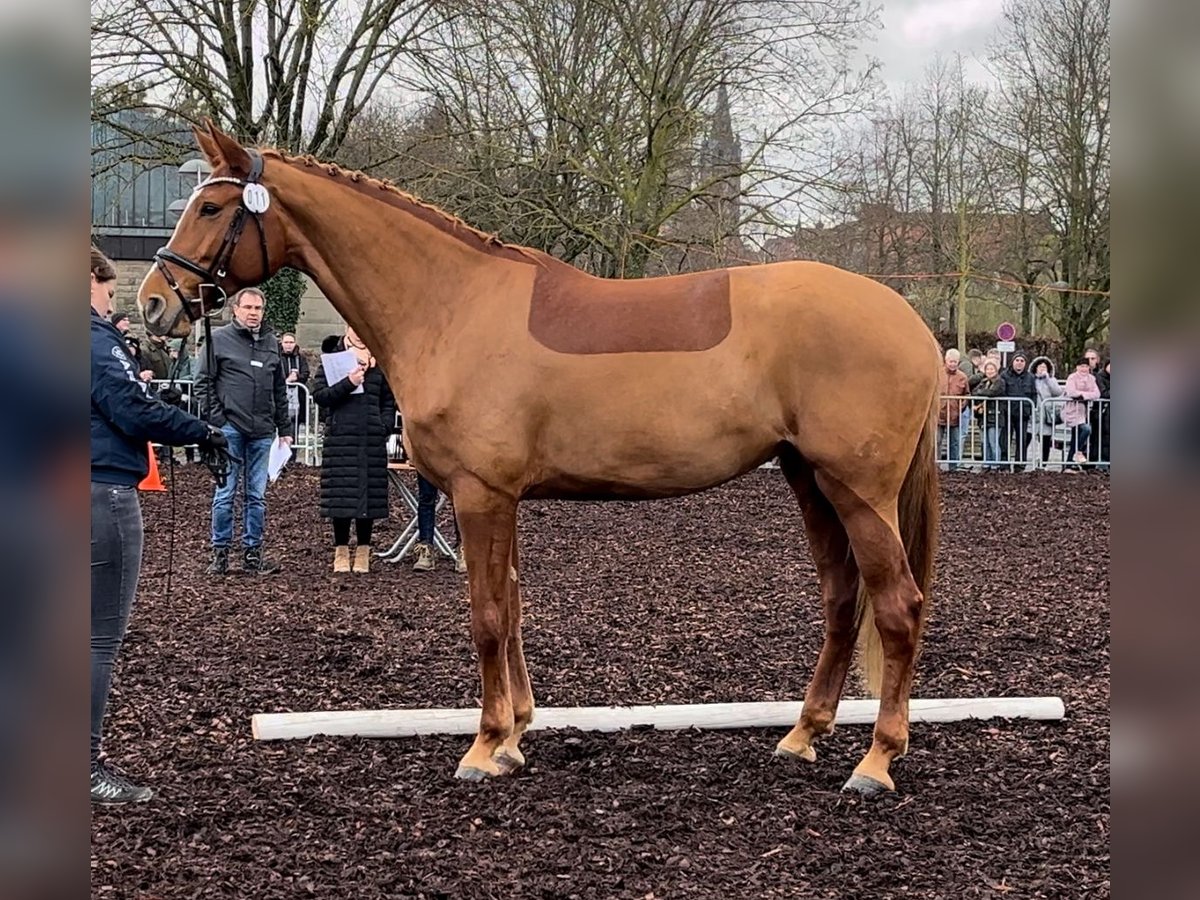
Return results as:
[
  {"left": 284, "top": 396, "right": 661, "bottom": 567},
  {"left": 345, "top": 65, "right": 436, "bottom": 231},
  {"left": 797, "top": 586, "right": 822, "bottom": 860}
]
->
[
  {"left": 194, "top": 287, "right": 292, "bottom": 575},
  {"left": 1001, "top": 351, "right": 1038, "bottom": 470},
  {"left": 91, "top": 245, "right": 227, "bottom": 803},
  {"left": 279, "top": 332, "right": 309, "bottom": 442}
]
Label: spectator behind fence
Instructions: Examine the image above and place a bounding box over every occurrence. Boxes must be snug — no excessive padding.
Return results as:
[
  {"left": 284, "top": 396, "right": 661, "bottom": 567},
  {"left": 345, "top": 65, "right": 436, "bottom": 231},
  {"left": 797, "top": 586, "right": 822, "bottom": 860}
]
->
[
  {"left": 1086, "top": 348, "right": 1107, "bottom": 465},
  {"left": 279, "top": 332, "right": 309, "bottom": 443},
  {"left": 937, "top": 349, "right": 970, "bottom": 471},
  {"left": 1098, "top": 359, "right": 1111, "bottom": 465},
  {"left": 141, "top": 332, "right": 172, "bottom": 381},
  {"left": 972, "top": 359, "right": 1005, "bottom": 468},
  {"left": 195, "top": 287, "right": 292, "bottom": 576},
  {"left": 1002, "top": 351, "right": 1037, "bottom": 470},
  {"left": 312, "top": 327, "right": 395, "bottom": 574},
  {"left": 110, "top": 310, "right": 130, "bottom": 335},
  {"left": 961, "top": 348, "right": 980, "bottom": 378},
  {"left": 90, "top": 244, "right": 227, "bottom": 804},
  {"left": 1063, "top": 356, "right": 1101, "bottom": 469},
  {"left": 1029, "top": 356, "right": 1065, "bottom": 463},
  {"left": 123, "top": 334, "right": 154, "bottom": 384}
]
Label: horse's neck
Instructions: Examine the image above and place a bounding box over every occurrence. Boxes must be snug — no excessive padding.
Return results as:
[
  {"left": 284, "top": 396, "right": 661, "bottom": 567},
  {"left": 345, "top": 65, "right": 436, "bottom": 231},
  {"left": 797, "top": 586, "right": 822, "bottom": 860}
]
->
[{"left": 278, "top": 165, "right": 494, "bottom": 402}]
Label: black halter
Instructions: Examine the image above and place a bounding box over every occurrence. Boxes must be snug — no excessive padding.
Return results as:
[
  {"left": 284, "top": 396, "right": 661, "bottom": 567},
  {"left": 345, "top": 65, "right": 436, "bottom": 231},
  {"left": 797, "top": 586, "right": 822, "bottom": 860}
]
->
[{"left": 153, "top": 147, "right": 271, "bottom": 325}]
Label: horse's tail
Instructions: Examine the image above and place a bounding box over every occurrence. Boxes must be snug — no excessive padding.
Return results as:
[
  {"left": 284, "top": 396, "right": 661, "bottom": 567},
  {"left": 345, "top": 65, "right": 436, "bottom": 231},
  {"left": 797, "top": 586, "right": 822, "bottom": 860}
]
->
[{"left": 855, "top": 395, "right": 941, "bottom": 697}]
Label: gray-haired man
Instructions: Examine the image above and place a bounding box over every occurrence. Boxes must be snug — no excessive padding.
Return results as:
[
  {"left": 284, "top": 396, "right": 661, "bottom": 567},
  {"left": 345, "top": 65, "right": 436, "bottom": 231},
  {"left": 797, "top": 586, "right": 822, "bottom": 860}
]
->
[{"left": 194, "top": 287, "right": 292, "bottom": 574}]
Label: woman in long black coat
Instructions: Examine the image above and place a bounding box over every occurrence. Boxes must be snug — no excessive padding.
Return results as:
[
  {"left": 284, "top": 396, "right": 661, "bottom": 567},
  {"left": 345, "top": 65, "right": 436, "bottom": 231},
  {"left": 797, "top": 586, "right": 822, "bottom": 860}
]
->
[{"left": 312, "top": 327, "right": 396, "bottom": 573}]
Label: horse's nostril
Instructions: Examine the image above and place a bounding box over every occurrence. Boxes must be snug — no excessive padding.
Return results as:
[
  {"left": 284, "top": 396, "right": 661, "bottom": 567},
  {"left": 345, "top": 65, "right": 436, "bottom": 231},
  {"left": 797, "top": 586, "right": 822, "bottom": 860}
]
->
[{"left": 144, "top": 295, "right": 167, "bottom": 324}]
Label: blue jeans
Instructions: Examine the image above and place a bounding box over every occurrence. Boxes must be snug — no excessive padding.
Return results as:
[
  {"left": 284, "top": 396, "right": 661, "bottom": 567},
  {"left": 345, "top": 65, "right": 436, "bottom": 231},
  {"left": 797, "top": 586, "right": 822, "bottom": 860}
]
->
[
  {"left": 417, "top": 474, "right": 438, "bottom": 545},
  {"left": 91, "top": 482, "right": 143, "bottom": 763},
  {"left": 938, "top": 424, "right": 961, "bottom": 471},
  {"left": 957, "top": 406, "right": 972, "bottom": 461},
  {"left": 417, "top": 474, "right": 461, "bottom": 546},
  {"left": 1068, "top": 423, "right": 1092, "bottom": 461},
  {"left": 211, "top": 426, "right": 273, "bottom": 548},
  {"left": 983, "top": 425, "right": 1002, "bottom": 466}
]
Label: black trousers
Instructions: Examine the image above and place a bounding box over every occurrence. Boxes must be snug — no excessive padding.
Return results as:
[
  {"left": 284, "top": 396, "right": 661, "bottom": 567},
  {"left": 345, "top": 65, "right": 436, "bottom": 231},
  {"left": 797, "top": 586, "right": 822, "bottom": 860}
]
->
[
  {"left": 90, "top": 482, "right": 143, "bottom": 764},
  {"left": 1006, "top": 407, "right": 1032, "bottom": 465},
  {"left": 333, "top": 517, "right": 374, "bottom": 546}
]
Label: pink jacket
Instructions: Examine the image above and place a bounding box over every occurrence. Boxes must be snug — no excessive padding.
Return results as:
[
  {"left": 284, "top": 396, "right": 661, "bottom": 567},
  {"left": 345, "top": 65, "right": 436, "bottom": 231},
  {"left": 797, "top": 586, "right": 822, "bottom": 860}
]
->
[{"left": 1062, "top": 370, "right": 1100, "bottom": 426}]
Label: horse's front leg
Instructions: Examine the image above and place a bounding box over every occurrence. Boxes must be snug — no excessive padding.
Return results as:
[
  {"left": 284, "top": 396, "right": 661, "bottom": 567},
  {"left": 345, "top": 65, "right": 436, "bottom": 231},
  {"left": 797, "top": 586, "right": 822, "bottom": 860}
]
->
[
  {"left": 452, "top": 483, "right": 519, "bottom": 781},
  {"left": 493, "top": 532, "right": 533, "bottom": 774}
]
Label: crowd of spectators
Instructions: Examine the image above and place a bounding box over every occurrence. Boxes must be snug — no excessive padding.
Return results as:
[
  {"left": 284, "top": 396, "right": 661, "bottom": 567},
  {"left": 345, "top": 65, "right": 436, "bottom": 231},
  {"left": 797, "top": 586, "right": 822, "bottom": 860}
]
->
[{"left": 938, "top": 344, "right": 1110, "bottom": 472}]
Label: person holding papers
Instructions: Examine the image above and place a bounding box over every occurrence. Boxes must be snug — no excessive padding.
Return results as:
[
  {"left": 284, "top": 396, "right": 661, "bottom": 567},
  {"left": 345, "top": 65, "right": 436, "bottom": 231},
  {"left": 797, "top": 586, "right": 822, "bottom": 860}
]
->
[
  {"left": 313, "top": 326, "right": 396, "bottom": 573},
  {"left": 194, "top": 287, "right": 292, "bottom": 576}
]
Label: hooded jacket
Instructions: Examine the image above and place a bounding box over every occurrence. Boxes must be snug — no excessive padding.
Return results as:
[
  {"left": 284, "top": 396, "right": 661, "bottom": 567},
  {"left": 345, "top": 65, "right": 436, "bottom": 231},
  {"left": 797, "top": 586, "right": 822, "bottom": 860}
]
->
[
  {"left": 91, "top": 309, "right": 209, "bottom": 485},
  {"left": 1029, "top": 356, "right": 1064, "bottom": 428},
  {"left": 1063, "top": 368, "right": 1101, "bottom": 427},
  {"left": 193, "top": 319, "right": 291, "bottom": 439}
]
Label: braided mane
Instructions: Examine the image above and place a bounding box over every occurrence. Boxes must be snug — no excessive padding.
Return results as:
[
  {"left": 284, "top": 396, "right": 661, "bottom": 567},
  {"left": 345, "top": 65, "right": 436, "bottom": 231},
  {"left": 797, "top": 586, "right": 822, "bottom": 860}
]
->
[{"left": 262, "top": 149, "right": 546, "bottom": 266}]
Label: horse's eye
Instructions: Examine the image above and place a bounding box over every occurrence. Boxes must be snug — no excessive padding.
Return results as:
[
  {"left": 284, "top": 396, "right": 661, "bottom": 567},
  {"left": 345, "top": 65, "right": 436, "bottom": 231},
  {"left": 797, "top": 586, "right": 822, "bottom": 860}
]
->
[{"left": 199, "top": 203, "right": 221, "bottom": 217}]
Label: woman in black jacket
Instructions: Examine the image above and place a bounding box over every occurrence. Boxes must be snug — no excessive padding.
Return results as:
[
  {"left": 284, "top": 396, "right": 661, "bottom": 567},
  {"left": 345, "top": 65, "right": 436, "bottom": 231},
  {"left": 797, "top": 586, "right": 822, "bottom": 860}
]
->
[
  {"left": 971, "top": 359, "right": 1006, "bottom": 468},
  {"left": 312, "top": 327, "right": 395, "bottom": 573}
]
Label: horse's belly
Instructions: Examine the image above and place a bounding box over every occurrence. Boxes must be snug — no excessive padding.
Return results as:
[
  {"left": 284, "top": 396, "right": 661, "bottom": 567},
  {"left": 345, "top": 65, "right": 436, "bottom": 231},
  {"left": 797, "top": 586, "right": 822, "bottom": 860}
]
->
[{"left": 527, "top": 419, "right": 779, "bottom": 500}]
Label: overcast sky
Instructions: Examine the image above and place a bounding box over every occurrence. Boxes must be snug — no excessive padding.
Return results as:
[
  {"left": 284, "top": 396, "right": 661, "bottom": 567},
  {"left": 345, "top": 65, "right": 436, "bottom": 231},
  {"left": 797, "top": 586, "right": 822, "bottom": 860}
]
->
[{"left": 862, "top": 0, "right": 1007, "bottom": 91}]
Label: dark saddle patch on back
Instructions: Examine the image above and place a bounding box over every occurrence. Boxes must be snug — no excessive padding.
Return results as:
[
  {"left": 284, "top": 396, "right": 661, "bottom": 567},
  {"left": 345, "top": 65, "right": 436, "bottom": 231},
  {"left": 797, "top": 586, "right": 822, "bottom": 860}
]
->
[{"left": 529, "top": 267, "right": 732, "bottom": 354}]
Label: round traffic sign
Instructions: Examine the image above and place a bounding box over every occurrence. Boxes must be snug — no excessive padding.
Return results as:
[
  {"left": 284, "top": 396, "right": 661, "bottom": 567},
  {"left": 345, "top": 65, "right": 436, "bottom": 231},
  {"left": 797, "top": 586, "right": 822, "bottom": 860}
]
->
[{"left": 996, "top": 321, "right": 1017, "bottom": 342}]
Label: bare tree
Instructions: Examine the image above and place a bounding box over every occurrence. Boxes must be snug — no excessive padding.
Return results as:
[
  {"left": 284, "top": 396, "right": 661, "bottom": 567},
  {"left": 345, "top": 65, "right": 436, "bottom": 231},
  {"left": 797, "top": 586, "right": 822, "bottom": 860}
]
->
[
  {"left": 991, "top": 0, "right": 1110, "bottom": 361},
  {"left": 90, "top": 0, "right": 449, "bottom": 160},
  {"left": 384, "top": 0, "right": 880, "bottom": 277}
]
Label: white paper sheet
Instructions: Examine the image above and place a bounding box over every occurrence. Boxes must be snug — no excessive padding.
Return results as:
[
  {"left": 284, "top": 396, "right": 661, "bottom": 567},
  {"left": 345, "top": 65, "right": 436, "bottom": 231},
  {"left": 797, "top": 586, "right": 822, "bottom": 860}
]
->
[
  {"left": 268, "top": 438, "right": 292, "bottom": 482},
  {"left": 321, "top": 349, "right": 364, "bottom": 394}
]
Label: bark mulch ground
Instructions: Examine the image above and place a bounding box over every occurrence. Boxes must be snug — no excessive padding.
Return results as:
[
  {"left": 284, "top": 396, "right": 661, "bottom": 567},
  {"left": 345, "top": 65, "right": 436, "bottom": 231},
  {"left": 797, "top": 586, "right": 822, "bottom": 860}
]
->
[{"left": 92, "top": 466, "right": 1109, "bottom": 899}]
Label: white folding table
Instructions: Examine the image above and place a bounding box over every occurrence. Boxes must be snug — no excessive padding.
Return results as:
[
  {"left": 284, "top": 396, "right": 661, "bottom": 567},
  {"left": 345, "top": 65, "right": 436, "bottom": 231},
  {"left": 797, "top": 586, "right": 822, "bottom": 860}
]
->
[{"left": 377, "top": 463, "right": 457, "bottom": 562}]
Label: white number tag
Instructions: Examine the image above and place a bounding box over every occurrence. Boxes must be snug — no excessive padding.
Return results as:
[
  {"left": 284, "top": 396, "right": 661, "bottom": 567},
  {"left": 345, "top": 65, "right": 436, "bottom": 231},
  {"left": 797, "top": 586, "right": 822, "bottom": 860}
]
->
[{"left": 243, "top": 183, "right": 271, "bottom": 213}]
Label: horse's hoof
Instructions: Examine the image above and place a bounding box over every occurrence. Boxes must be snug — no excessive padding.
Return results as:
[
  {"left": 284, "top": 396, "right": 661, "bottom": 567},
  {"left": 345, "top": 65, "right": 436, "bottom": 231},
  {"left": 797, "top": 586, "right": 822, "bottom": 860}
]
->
[
  {"left": 493, "top": 750, "right": 525, "bottom": 775},
  {"left": 454, "top": 765, "right": 492, "bottom": 782},
  {"left": 774, "top": 743, "right": 816, "bottom": 763},
  {"left": 841, "top": 773, "right": 894, "bottom": 797}
]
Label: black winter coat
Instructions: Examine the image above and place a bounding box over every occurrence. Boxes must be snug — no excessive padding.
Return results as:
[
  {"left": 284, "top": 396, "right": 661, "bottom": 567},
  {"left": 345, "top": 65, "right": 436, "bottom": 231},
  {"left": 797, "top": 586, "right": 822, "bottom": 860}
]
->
[
  {"left": 971, "top": 375, "right": 1006, "bottom": 429},
  {"left": 312, "top": 336, "right": 396, "bottom": 520}
]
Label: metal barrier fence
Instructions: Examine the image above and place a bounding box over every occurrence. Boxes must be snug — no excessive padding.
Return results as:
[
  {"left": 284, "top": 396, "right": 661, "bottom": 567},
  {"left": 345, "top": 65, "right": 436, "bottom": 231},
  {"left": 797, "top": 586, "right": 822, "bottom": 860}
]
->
[
  {"left": 149, "top": 379, "right": 318, "bottom": 466},
  {"left": 147, "top": 378, "right": 1108, "bottom": 474},
  {"left": 938, "top": 395, "right": 1109, "bottom": 471}
]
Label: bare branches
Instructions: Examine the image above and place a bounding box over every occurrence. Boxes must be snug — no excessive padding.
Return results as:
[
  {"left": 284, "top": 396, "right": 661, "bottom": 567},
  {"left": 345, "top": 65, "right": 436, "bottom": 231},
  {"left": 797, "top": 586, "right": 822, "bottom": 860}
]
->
[
  {"left": 364, "top": 0, "right": 879, "bottom": 276},
  {"left": 91, "top": 0, "right": 448, "bottom": 158}
]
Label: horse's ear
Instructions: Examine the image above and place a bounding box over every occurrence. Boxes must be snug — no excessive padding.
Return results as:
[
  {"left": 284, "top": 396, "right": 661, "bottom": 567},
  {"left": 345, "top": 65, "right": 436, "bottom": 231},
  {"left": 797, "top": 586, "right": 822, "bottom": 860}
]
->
[
  {"left": 201, "top": 119, "right": 252, "bottom": 178},
  {"left": 192, "top": 120, "right": 220, "bottom": 165}
]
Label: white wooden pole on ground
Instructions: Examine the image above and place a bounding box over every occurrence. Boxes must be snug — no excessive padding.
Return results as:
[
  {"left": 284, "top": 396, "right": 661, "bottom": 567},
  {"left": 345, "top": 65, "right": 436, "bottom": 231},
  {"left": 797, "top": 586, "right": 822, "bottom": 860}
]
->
[{"left": 250, "top": 696, "right": 1065, "bottom": 742}]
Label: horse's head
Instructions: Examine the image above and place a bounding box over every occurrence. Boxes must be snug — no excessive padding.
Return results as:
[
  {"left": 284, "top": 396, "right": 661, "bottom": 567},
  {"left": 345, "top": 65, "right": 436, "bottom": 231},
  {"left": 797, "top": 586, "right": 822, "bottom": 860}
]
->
[{"left": 137, "top": 120, "right": 287, "bottom": 337}]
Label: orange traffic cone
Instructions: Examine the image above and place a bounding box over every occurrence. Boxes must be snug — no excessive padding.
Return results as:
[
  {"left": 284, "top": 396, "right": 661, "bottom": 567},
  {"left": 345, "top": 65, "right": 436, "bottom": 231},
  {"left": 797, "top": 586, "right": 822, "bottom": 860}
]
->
[{"left": 138, "top": 442, "right": 167, "bottom": 492}]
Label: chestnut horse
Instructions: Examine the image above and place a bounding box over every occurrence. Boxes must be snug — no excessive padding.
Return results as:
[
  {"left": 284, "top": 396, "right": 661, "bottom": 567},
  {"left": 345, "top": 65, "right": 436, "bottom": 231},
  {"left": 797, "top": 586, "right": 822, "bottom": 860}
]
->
[{"left": 138, "top": 122, "right": 941, "bottom": 795}]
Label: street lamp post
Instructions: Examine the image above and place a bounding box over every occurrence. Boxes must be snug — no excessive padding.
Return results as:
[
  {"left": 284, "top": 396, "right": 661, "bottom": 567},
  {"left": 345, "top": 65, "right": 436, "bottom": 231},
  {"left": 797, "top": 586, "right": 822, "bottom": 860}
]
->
[{"left": 166, "top": 157, "right": 213, "bottom": 221}]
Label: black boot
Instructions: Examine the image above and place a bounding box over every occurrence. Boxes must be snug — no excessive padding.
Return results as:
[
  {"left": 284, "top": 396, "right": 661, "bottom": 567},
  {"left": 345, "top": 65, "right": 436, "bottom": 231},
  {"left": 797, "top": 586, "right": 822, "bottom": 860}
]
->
[
  {"left": 206, "top": 546, "right": 229, "bottom": 576},
  {"left": 91, "top": 760, "right": 153, "bottom": 805},
  {"left": 243, "top": 546, "right": 281, "bottom": 575}
]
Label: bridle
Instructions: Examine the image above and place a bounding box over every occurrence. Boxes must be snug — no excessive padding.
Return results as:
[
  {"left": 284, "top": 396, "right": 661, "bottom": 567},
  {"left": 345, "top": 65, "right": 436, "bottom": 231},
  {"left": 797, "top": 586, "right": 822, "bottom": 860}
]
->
[
  {"left": 152, "top": 143, "right": 272, "bottom": 487},
  {"left": 152, "top": 147, "right": 272, "bottom": 329}
]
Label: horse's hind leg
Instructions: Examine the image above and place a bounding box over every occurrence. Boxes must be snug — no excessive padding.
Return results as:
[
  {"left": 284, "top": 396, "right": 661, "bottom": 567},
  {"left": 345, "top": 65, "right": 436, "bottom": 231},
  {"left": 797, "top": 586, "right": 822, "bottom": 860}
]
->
[
  {"left": 775, "top": 451, "right": 861, "bottom": 763},
  {"left": 494, "top": 532, "right": 533, "bottom": 774},
  {"left": 452, "top": 480, "right": 519, "bottom": 781},
  {"left": 815, "top": 470, "right": 923, "bottom": 795}
]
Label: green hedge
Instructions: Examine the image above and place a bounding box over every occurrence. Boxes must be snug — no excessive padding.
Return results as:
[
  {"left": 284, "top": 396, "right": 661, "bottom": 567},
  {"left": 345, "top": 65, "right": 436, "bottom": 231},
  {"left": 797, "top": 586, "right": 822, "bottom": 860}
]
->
[{"left": 261, "top": 267, "right": 305, "bottom": 335}]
